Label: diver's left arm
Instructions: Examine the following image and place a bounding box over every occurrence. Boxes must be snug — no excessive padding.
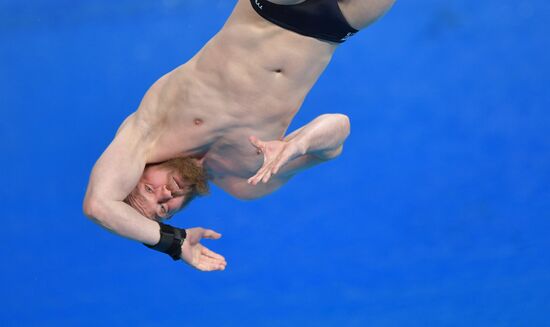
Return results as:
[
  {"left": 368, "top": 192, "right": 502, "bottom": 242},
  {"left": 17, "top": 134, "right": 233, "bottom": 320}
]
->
[{"left": 247, "top": 113, "right": 350, "bottom": 185}]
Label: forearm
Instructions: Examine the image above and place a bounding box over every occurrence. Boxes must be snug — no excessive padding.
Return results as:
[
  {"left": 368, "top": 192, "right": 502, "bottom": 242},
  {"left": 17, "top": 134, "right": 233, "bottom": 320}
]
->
[
  {"left": 84, "top": 197, "right": 160, "bottom": 246},
  {"left": 289, "top": 114, "right": 350, "bottom": 158}
]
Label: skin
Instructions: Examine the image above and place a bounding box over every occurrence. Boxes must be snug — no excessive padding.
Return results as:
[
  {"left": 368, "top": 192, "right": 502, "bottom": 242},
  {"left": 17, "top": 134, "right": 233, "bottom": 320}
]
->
[
  {"left": 83, "top": 0, "right": 396, "bottom": 271},
  {"left": 125, "top": 164, "right": 188, "bottom": 221}
]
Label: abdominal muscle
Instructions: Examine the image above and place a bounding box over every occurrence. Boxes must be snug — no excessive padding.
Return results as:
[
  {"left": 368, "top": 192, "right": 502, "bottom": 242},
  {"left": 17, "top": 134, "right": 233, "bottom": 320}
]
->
[{"left": 141, "top": 0, "right": 337, "bottom": 198}]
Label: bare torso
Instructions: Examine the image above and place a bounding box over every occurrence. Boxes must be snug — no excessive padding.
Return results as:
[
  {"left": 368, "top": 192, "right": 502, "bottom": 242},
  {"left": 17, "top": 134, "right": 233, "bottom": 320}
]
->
[
  {"left": 83, "top": 0, "right": 395, "bottom": 256},
  {"left": 128, "top": 0, "right": 393, "bottom": 199},
  {"left": 132, "top": 0, "right": 342, "bottom": 199}
]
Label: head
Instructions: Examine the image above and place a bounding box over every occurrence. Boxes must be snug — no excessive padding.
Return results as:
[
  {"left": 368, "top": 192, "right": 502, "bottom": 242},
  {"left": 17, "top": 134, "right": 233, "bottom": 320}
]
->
[{"left": 124, "top": 157, "right": 209, "bottom": 221}]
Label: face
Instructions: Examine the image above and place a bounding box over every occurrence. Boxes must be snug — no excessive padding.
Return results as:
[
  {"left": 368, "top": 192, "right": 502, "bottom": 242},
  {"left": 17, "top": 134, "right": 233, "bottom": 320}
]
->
[{"left": 126, "top": 165, "right": 188, "bottom": 221}]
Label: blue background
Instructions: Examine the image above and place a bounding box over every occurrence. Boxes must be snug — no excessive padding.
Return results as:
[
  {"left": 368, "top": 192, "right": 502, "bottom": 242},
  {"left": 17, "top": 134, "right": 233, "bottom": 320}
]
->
[{"left": 1, "top": 0, "right": 549, "bottom": 326}]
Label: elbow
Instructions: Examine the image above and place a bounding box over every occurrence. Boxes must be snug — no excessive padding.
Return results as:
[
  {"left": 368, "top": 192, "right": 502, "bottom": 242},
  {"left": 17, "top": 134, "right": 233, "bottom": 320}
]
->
[
  {"left": 333, "top": 113, "right": 351, "bottom": 148},
  {"left": 82, "top": 196, "right": 121, "bottom": 234},
  {"left": 83, "top": 197, "right": 115, "bottom": 231},
  {"left": 315, "top": 114, "right": 350, "bottom": 160},
  {"left": 82, "top": 195, "right": 104, "bottom": 221},
  {"left": 82, "top": 197, "right": 96, "bottom": 219},
  {"left": 336, "top": 115, "right": 350, "bottom": 158},
  {"left": 324, "top": 113, "right": 351, "bottom": 138},
  {"left": 337, "top": 114, "right": 351, "bottom": 138}
]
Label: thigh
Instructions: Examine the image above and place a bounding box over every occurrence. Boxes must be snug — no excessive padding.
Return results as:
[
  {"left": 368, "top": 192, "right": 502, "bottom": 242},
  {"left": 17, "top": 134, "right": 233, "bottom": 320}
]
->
[{"left": 338, "top": 0, "right": 396, "bottom": 30}]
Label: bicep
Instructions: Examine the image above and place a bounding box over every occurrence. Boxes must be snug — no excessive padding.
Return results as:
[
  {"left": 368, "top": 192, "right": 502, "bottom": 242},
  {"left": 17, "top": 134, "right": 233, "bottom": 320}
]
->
[{"left": 85, "top": 117, "right": 149, "bottom": 204}]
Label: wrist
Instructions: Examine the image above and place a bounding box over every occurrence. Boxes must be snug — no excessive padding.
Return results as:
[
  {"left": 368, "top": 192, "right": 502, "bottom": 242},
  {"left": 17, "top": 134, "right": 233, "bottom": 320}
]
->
[
  {"left": 288, "top": 136, "right": 308, "bottom": 156},
  {"left": 144, "top": 222, "right": 187, "bottom": 261}
]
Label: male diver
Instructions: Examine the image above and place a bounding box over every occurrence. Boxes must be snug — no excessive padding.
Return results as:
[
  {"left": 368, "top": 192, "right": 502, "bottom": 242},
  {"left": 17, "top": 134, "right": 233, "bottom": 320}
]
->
[{"left": 83, "top": 0, "right": 396, "bottom": 271}]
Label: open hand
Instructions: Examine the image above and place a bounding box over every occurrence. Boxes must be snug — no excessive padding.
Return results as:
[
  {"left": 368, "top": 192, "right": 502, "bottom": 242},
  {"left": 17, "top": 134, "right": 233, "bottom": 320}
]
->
[
  {"left": 247, "top": 135, "right": 303, "bottom": 185},
  {"left": 181, "top": 227, "right": 227, "bottom": 272}
]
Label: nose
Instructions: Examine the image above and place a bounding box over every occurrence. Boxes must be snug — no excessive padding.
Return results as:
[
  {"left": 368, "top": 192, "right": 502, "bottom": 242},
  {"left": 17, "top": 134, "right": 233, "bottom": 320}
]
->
[{"left": 156, "top": 185, "right": 173, "bottom": 202}]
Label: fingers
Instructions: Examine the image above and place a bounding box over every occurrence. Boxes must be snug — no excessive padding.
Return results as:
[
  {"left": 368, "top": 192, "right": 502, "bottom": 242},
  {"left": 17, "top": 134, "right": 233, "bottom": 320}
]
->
[
  {"left": 247, "top": 138, "right": 294, "bottom": 185},
  {"left": 248, "top": 165, "right": 267, "bottom": 185},
  {"left": 182, "top": 229, "right": 227, "bottom": 272},
  {"left": 202, "top": 229, "right": 222, "bottom": 240},
  {"left": 195, "top": 247, "right": 227, "bottom": 272},
  {"left": 249, "top": 165, "right": 272, "bottom": 185},
  {"left": 248, "top": 136, "right": 269, "bottom": 185},
  {"left": 248, "top": 151, "right": 279, "bottom": 185},
  {"left": 195, "top": 260, "right": 226, "bottom": 271},
  {"left": 271, "top": 153, "right": 288, "bottom": 175},
  {"left": 271, "top": 147, "right": 294, "bottom": 176},
  {"left": 248, "top": 150, "right": 291, "bottom": 185},
  {"left": 249, "top": 136, "right": 264, "bottom": 152},
  {"left": 248, "top": 161, "right": 271, "bottom": 185},
  {"left": 200, "top": 255, "right": 226, "bottom": 268},
  {"left": 196, "top": 263, "right": 226, "bottom": 271},
  {"left": 261, "top": 169, "right": 273, "bottom": 184},
  {"left": 201, "top": 246, "right": 226, "bottom": 261}
]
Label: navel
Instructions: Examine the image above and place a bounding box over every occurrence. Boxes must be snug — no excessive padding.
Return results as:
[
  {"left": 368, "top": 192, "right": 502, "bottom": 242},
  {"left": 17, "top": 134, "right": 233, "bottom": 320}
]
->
[{"left": 194, "top": 118, "right": 203, "bottom": 126}]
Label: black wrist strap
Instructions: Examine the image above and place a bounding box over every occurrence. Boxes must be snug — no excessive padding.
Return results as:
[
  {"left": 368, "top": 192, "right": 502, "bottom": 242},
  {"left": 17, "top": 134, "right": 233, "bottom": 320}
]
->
[{"left": 144, "top": 222, "right": 187, "bottom": 261}]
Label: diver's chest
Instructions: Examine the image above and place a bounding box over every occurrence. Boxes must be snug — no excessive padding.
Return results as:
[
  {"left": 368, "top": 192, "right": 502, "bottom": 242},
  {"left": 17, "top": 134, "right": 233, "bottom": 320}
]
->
[
  {"left": 203, "top": 139, "right": 264, "bottom": 179},
  {"left": 147, "top": 117, "right": 217, "bottom": 163}
]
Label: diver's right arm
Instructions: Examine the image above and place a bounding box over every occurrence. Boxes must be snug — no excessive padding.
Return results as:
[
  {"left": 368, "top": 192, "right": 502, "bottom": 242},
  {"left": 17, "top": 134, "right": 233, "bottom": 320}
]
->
[
  {"left": 82, "top": 114, "right": 161, "bottom": 245},
  {"left": 83, "top": 114, "right": 228, "bottom": 271}
]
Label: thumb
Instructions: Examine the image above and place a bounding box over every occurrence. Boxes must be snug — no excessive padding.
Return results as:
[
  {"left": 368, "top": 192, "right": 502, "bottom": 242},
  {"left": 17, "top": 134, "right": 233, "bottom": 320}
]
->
[
  {"left": 249, "top": 135, "right": 263, "bottom": 148},
  {"left": 203, "top": 229, "right": 222, "bottom": 240}
]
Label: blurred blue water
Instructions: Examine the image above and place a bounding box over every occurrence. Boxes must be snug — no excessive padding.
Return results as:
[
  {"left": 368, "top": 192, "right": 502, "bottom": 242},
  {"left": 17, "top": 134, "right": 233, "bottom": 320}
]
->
[{"left": 1, "top": 0, "right": 549, "bottom": 326}]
